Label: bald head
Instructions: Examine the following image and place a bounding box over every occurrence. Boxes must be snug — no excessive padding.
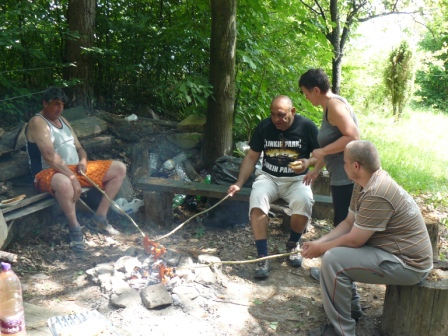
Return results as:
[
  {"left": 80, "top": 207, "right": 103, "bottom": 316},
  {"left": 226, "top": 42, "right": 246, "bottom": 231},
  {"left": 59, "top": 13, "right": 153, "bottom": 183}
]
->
[
  {"left": 346, "top": 140, "right": 381, "bottom": 174},
  {"left": 270, "top": 95, "right": 293, "bottom": 110}
]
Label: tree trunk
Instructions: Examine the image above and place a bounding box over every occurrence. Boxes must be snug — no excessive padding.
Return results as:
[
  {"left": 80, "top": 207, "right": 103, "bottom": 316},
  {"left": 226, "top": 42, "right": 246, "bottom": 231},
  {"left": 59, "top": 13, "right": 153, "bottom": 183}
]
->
[
  {"left": 64, "top": 0, "right": 95, "bottom": 110},
  {"left": 329, "top": 0, "right": 341, "bottom": 94},
  {"left": 201, "top": 0, "right": 237, "bottom": 168}
]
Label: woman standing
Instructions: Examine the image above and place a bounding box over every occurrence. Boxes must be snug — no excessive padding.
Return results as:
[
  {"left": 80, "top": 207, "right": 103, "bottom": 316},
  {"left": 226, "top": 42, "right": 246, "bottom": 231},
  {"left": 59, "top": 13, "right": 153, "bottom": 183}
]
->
[
  {"left": 298, "top": 70, "right": 362, "bottom": 316},
  {"left": 299, "top": 68, "right": 360, "bottom": 227}
]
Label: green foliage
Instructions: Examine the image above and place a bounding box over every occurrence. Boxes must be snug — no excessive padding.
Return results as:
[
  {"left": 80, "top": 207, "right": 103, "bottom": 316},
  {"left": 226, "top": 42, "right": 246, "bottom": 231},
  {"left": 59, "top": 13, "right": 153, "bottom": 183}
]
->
[
  {"left": 383, "top": 40, "right": 415, "bottom": 119},
  {"left": 234, "top": 0, "right": 332, "bottom": 141},
  {"left": 414, "top": 4, "right": 448, "bottom": 112},
  {"left": 358, "top": 107, "right": 448, "bottom": 204},
  {"left": 0, "top": 0, "right": 332, "bottom": 134}
]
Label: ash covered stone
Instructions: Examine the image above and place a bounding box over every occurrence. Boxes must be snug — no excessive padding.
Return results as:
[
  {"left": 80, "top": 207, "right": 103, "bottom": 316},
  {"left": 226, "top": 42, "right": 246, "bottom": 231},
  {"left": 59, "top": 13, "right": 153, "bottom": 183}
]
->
[{"left": 87, "top": 251, "right": 223, "bottom": 315}]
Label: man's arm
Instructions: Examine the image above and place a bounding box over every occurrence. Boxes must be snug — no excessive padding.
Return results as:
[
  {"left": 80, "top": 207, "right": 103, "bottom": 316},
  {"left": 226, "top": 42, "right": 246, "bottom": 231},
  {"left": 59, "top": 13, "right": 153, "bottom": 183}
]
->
[
  {"left": 227, "top": 149, "right": 261, "bottom": 196},
  {"left": 301, "top": 212, "right": 375, "bottom": 258}
]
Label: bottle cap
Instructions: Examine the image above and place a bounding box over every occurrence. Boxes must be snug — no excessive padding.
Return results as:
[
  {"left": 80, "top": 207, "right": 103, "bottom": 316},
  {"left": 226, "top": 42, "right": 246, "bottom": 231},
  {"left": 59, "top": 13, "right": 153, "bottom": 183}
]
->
[{"left": 1, "top": 262, "right": 11, "bottom": 271}]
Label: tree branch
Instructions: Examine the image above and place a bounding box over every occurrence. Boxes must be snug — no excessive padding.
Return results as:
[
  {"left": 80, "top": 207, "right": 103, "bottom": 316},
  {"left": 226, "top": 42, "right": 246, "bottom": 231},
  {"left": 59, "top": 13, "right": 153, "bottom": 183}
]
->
[{"left": 358, "top": 10, "right": 420, "bottom": 23}]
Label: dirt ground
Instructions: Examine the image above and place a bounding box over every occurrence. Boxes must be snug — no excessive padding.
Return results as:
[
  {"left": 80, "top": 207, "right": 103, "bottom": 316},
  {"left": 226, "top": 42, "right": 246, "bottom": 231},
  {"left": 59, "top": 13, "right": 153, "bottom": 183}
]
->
[{"left": 8, "top": 203, "right": 441, "bottom": 336}]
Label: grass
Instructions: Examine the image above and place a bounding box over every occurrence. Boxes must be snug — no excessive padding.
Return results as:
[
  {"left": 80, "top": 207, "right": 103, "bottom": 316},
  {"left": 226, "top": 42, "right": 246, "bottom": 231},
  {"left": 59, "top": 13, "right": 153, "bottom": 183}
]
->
[{"left": 357, "top": 106, "right": 448, "bottom": 206}]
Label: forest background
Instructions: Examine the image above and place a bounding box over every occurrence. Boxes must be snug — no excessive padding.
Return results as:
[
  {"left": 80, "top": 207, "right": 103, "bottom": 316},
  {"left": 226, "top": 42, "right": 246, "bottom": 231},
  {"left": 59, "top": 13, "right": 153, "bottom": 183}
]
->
[{"left": 1, "top": 0, "right": 447, "bottom": 224}]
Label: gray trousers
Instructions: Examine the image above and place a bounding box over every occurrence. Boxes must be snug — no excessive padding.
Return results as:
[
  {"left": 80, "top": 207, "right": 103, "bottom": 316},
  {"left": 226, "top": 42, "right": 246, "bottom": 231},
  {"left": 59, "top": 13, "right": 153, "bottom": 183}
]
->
[{"left": 320, "top": 246, "right": 429, "bottom": 336}]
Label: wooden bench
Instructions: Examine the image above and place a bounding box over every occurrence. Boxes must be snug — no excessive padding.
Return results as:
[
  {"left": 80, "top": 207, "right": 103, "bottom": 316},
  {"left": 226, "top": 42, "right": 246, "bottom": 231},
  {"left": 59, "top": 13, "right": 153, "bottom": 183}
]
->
[
  {"left": 1, "top": 188, "right": 91, "bottom": 223},
  {"left": 137, "top": 176, "right": 333, "bottom": 227},
  {"left": 1, "top": 188, "right": 92, "bottom": 249}
]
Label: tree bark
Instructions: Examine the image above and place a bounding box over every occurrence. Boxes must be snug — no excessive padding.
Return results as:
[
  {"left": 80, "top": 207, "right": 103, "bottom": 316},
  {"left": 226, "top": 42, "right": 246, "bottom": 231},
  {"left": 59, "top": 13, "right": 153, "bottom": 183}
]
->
[
  {"left": 64, "top": 0, "right": 95, "bottom": 110},
  {"left": 381, "top": 278, "right": 448, "bottom": 336},
  {"left": 201, "top": 0, "right": 237, "bottom": 168}
]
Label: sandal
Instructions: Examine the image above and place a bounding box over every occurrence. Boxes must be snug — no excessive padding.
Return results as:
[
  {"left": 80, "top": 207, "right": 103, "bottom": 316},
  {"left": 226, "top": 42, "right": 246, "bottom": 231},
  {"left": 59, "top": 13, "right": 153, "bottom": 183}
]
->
[
  {"left": 69, "top": 229, "right": 85, "bottom": 253},
  {"left": 85, "top": 216, "right": 120, "bottom": 235}
]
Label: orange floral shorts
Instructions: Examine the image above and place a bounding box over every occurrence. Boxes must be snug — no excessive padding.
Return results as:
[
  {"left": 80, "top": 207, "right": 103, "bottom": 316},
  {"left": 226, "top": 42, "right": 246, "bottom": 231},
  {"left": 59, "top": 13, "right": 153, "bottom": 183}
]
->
[{"left": 34, "top": 160, "right": 113, "bottom": 194}]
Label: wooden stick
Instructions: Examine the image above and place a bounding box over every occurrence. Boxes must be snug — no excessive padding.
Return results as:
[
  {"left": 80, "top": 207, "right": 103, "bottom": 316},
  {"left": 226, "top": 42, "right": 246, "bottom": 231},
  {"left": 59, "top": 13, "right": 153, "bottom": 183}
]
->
[
  {"left": 0, "top": 251, "right": 18, "bottom": 264},
  {"left": 175, "top": 250, "right": 302, "bottom": 269},
  {"left": 79, "top": 171, "right": 146, "bottom": 237},
  {"left": 154, "top": 194, "right": 232, "bottom": 241}
]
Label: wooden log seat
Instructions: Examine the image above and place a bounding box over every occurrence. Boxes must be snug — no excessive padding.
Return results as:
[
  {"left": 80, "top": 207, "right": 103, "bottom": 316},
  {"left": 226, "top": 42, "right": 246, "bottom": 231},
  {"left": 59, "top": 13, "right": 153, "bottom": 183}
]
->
[{"left": 381, "top": 265, "right": 448, "bottom": 336}]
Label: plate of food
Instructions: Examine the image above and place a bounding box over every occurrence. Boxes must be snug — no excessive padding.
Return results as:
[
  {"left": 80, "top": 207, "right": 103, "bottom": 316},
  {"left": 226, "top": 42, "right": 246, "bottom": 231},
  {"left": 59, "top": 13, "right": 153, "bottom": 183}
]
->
[{"left": 0, "top": 194, "right": 26, "bottom": 208}]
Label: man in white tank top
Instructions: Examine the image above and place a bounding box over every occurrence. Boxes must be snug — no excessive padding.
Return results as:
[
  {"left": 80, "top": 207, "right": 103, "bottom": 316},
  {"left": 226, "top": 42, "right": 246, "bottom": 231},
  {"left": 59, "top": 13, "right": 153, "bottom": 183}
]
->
[{"left": 26, "top": 87, "right": 127, "bottom": 253}]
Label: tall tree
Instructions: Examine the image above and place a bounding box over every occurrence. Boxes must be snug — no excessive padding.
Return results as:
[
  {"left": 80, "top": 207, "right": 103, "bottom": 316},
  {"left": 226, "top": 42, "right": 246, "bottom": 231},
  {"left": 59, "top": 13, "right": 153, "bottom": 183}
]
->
[
  {"left": 202, "top": 0, "right": 237, "bottom": 167},
  {"left": 64, "top": 0, "right": 95, "bottom": 110},
  {"left": 300, "top": 0, "right": 423, "bottom": 94},
  {"left": 384, "top": 40, "right": 415, "bottom": 119}
]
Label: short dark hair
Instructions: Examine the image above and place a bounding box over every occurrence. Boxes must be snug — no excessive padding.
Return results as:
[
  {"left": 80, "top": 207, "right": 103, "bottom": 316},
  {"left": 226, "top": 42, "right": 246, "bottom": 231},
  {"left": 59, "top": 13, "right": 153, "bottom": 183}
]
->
[
  {"left": 42, "top": 87, "right": 68, "bottom": 104},
  {"left": 346, "top": 140, "right": 381, "bottom": 174},
  {"left": 298, "top": 68, "right": 331, "bottom": 93}
]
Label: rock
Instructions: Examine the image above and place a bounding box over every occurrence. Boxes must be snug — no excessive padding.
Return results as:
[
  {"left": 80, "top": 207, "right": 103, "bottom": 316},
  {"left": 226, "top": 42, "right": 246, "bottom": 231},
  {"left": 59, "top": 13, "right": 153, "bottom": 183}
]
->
[
  {"left": 116, "top": 121, "right": 155, "bottom": 143},
  {"left": 110, "top": 289, "right": 141, "bottom": 308},
  {"left": 198, "top": 254, "right": 222, "bottom": 271},
  {"left": 63, "top": 106, "right": 90, "bottom": 121},
  {"left": 166, "top": 132, "right": 202, "bottom": 149},
  {"left": 172, "top": 284, "right": 200, "bottom": 301},
  {"left": 194, "top": 266, "right": 217, "bottom": 285},
  {"left": 0, "top": 122, "right": 26, "bottom": 150},
  {"left": 114, "top": 256, "right": 141, "bottom": 275},
  {"left": 141, "top": 283, "right": 173, "bottom": 309},
  {"left": 177, "top": 115, "right": 206, "bottom": 133}
]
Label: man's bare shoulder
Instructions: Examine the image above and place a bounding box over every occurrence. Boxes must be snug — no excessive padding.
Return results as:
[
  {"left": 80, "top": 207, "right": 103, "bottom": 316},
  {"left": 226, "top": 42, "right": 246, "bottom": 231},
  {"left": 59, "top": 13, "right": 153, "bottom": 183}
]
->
[{"left": 27, "top": 115, "right": 50, "bottom": 141}]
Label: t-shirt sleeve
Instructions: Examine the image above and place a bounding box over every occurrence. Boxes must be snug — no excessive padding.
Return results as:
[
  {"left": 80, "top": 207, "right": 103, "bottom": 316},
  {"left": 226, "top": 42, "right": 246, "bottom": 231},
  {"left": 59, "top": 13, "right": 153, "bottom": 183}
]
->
[{"left": 249, "top": 123, "right": 264, "bottom": 153}]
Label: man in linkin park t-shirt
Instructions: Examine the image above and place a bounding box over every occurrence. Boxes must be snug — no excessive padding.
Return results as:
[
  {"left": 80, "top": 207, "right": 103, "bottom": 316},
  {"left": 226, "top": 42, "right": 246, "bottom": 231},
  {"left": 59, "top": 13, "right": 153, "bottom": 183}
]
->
[{"left": 228, "top": 95, "right": 320, "bottom": 278}]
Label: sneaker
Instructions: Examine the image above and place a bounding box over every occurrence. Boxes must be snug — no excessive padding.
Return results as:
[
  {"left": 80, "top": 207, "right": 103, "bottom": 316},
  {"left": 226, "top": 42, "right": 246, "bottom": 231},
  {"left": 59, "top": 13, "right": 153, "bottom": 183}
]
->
[
  {"left": 69, "top": 228, "right": 85, "bottom": 253},
  {"left": 310, "top": 267, "right": 320, "bottom": 282},
  {"left": 286, "top": 241, "right": 302, "bottom": 267},
  {"left": 351, "top": 308, "right": 363, "bottom": 322},
  {"left": 254, "top": 257, "right": 270, "bottom": 279},
  {"left": 309, "top": 324, "right": 338, "bottom": 336},
  {"left": 86, "top": 216, "right": 120, "bottom": 235}
]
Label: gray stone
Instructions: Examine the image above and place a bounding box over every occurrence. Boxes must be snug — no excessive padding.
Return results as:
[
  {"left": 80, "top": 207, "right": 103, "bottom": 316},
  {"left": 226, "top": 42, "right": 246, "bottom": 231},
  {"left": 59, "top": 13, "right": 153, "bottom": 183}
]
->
[
  {"left": 194, "top": 266, "right": 216, "bottom": 286},
  {"left": 63, "top": 106, "right": 90, "bottom": 121},
  {"left": 114, "top": 256, "right": 141, "bottom": 274},
  {"left": 197, "top": 254, "right": 222, "bottom": 271},
  {"left": 110, "top": 287, "right": 141, "bottom": 308},
  {"left": 141, "top": 283, "right": 173, "bottom": 309},
  {"left": 123, "top": 246, "right": 139, "bottom": 257},
  {"left": 98, "top": 273, "right": 113, "bottom": 293},
  {"left": 177, "top": 115, "right": 206, "bottom": 133},
  {"left": 172, "top": 285, "right": 200, "bottom": 301},
  {"left": 166, "top": 132, "right": 202, "bottom": 149},
  {"left": 111, "top": 277, "right": 133, "bottom": 295}
]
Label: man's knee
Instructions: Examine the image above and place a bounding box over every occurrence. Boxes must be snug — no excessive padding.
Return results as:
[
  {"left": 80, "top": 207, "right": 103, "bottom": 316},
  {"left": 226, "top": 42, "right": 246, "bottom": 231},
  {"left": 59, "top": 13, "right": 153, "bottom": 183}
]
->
[
  {"left": 109, "top": 161, "right": 127, "bottom": 179},
  {"left": 115, "top": 160, "right": 127, "bottom": 174}
]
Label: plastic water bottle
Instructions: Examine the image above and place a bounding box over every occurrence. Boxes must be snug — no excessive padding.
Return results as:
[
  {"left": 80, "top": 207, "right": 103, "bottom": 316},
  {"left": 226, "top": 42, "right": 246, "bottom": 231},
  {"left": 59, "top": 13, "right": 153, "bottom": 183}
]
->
[
  {"left": 148, "top": 152, "right": 159, "bottom": 176},
  {"left": 172, "top": 194, "right": 186, "bottom": 209},
  {"left": 0, "top": 262, "right": 26, "bottom": 336}
]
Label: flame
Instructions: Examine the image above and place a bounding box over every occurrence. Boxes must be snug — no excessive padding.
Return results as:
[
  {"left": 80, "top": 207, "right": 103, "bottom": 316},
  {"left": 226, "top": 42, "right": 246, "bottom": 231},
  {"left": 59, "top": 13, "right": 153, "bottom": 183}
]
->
[{"left": 143, "top": 236, "right": 167, "bottom": 260}]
